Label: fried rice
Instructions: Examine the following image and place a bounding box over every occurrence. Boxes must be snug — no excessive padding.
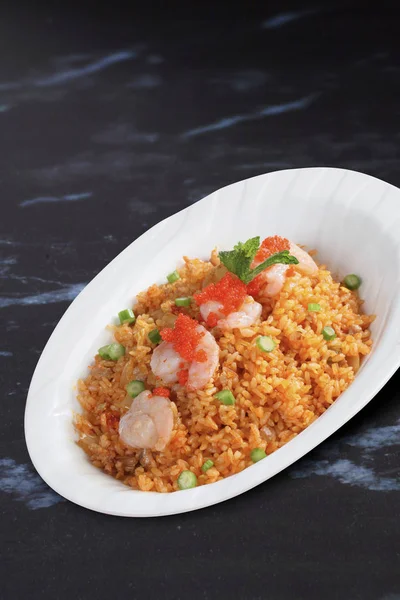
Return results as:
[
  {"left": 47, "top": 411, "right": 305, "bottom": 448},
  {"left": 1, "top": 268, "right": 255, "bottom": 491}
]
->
[{"left": 75, "top": 248, "right": 374, "bottom": 493}]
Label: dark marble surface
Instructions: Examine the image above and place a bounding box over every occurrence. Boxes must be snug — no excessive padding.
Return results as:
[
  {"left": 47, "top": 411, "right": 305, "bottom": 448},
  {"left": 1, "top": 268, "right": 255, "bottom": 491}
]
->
[{"left": 1, "top": 4, "right": 399, "bottom": 599}]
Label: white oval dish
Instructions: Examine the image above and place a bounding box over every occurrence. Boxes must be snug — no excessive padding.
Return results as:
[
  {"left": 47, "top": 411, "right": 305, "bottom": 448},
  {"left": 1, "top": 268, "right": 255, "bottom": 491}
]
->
[{"left": 25, "top": 167, "right": 400, "bottom": 517}]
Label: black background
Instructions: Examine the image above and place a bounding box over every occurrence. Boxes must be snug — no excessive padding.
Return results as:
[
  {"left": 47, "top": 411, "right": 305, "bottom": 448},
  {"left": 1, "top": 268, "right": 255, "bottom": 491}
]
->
[{"left": 1, "top": 3, "right": 399, "bottom": 599}]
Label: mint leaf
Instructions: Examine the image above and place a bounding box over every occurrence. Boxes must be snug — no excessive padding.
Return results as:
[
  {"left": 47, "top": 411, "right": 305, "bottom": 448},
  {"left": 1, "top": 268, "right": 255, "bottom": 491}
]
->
[
  {"left": 218, "top": 250, "right": 240, "bottom": 276},
  {"left": 219, "top": 237, "right": 299, "bottom": 285},
  {"left": 219, "top": 236, "right": 260, "bottom": 282},
  {"left": 237, "top": 237, "right": 260, "bottom": 261},
  {"left": 247, "top": 250, "right": 299, "bottom": 283}
]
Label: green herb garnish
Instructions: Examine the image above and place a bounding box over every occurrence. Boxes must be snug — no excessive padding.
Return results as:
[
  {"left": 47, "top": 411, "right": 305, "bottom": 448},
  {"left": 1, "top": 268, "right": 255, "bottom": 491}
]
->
[{"left": 218, "top": 236, "right": 299, "bottom": 284}]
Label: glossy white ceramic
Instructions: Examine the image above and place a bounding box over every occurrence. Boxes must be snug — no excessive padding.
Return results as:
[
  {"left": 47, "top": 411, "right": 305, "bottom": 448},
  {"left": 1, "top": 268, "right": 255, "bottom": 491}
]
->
[{"left": 25, "top": 167, "right": 400, "bottom": 517}]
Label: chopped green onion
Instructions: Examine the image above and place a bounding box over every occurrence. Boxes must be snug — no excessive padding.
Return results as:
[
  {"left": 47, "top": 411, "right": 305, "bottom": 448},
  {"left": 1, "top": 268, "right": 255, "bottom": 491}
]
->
[
  {"left": 98, "top": 343, "right": 125, "bottom": 361},
  {"left": 148, "top": 329, "right": 162, "bottom": 344},
  {"left": 251, "top": 448, "right": 267, "bottom": 463},
  {"left": 118, "top": 308, "right": 136, "bottom": 325},
  {"left": 98, "top": 345, "right": 112, "bottom": 360},
  {"left": 175, "top": 297, "right": 191, "bottom": 307},
  {"left": 308, "top": 303, "right": 321, "bottom": 312},
  {"left": 343, "top": 274, "right": 362, "bottom": 290},
  {"left": 167, "top": 270, "right": 180, "bottom": 283},
  {"left": 215, "top": 389, "right": 236, "bottom": 405},
  {"left": 322, "top": 326, "right": 336, "bottom": 341},
  {"left": 107, "top": 343, "right": 126, "bottom": 361},
  {"left": 126, "top": 380, "right": 145, "bottom": 398},
  {"left": 256, "top": 336, "right": 276, "bottom": 353},
  {"left": 201, "top": 460, "right": 214, "bottom": 473},
  {"left": 177, "top": 470, "right": 197, "bottom": 490}
]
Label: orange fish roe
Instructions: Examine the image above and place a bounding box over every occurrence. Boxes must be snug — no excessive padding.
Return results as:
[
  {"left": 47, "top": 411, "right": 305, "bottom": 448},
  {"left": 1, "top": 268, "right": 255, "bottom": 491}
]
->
[
  {"left": 160, "top": 314, "right": 206, "bottom": 363},
  {"left": 247, "top": 276, "right": 263, "bottom": 297},
  {"left": 247, "top": 236, "right": 290, "bottom": 297},
  {"left": 178, "top": 369, "right": 189, "bottom": 386},
  {"left": 194, "top": 273, "right": 247, "bottom": 326},
  {"left": 286, "top": 266, "right": 295, "bottom": 277},
  {"left": 196, "top": 349, "right": 207, "bottom": 362},
  {"left": 254, "top": 235, "right": 289, "bottom": 263},
  {"left": 152, "top": 387, "right": 170, "bottom": 397},
  {"left": 206, "top": 313, "right": 219, "bottom": 328}
]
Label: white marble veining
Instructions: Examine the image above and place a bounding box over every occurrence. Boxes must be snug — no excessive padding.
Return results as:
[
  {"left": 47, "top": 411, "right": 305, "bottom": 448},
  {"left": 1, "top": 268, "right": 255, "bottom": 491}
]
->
[
  {"left": 20, "top": 191, "right": 93, "bottom": 208},
  {"left": 181, "top": 94, "right": 318, "bottom": 138},
  {"left": 0, "top": 256, "right": 17, "bottom": 275},
  {"left": 291, "top": 458, "right": 400, "bottom": 491},
  {"left": 344, "top": 422, "right": 400, "bottom": 451},
  {"left": 262, "top": 9, "right": 320, "bottom": 29},
  {"left": 0, "top": 50, "right": 139, "bottom": 111},
  {"left": 34, "top": 51, "right": 138, "bottom": 87},
  {"left": 290, "top": 422, "right": 400, "bottom": 491},
  {"left": 0, "top": 51, "right": 136, "bottom": 91},
  {"left": 0, "top": 283, "right": 86, "bottom": 309},
  {"left": 0, "top": 458, "right": 64, "bottom": 509}
]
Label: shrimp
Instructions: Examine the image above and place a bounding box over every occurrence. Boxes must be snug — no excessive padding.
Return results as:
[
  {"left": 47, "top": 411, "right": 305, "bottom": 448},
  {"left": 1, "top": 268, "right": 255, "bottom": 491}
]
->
[
  {"left": 259, "top": 263, "right": 290, "bottom": 297},
  {"left": 150, "top": 316, "right": 219, "bottom": 390},
  {"left": 250, "top": 237, "right": 318, "bottom": 297},
  {"left": 149, "top": 343, "right": 182, "bottom": 385},
  {"left": 288, "top": 242, "right": 318, "bottom": 276},
  {"left": 119, "top": 390, "right": 174, "bottom": 451},
  {"left": 199, "top": 296, "right": 262, "bottom": 329},
  {"left": 194, "top": 272, "right": 261, "bottom": 329},
  {"left": 187, "top": 327, "right": 219, "bottom": 389}
]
